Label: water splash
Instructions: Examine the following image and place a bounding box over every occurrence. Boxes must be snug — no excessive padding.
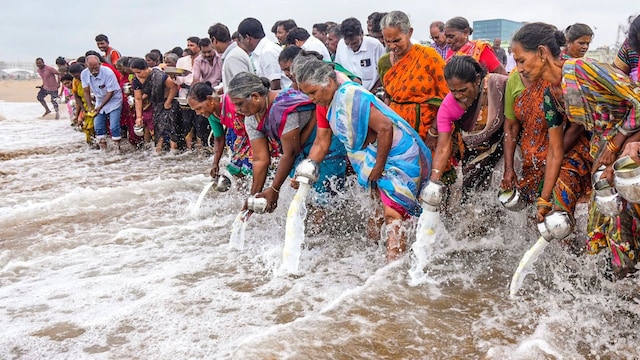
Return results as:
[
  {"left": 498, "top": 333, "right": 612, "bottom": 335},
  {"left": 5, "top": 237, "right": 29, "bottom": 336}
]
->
[
  {"left": 408, "top": 209, "right": 441, "bottom": 286},
  {"left": 280, "top": 183, "right": 310, "bottom": 274},
  {"left": 509, "top": 236, "right": 550, "bottom": 299},
  {"left": 191, "top": 181, "right": 215, "bottom": 217},
  {"left": 229, "top": 210, "right": 249, "bottom": 250}
]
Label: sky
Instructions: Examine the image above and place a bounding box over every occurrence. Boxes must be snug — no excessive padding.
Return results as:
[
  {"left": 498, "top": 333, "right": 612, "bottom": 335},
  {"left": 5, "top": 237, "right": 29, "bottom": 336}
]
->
[{"left": 0, "top": 0, "right": 637, "bottom": 65}]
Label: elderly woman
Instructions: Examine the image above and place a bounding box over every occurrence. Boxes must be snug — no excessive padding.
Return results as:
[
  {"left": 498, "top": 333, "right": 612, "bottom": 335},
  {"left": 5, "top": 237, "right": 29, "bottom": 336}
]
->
[
  {"left": 130, "top": 58, "right": 180, "bottom": 154},
  {"left": 512, "top": 22, "right": 640, "bottom": 277},
  {"left": 187, "top": 81, "right": 280, "bottom": 178},
  {"left": 377, "top": 10, "right": 449, "bottom": 145},
  {"left": 294, "top": 58, "right": 432, "bottom": 261},
  {"left": 227, "top": 72, "right": 347, "bottom": 214},
  {"left": 430, "top": 56, "right": 508, "bottom": 201},
  {"left": 443, "top": 17, "right": 507, "bottom": 75},
  {"left": 563, "top": 23, "right": 594, "bottom": 59}
]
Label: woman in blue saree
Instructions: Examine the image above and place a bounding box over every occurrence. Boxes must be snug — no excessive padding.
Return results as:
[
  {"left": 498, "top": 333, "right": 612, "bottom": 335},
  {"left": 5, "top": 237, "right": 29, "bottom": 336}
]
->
[{"left": 294, "top": 58, "right": 432, "bottom": 261}]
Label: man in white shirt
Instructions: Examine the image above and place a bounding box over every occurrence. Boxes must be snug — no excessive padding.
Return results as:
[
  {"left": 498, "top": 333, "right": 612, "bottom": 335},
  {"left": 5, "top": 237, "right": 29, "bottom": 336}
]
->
[
  {"left": 175, "top": 37, "right": 200, "bottom": 98},
  {"left": 81, "top": 55, "right": 123, "bottom": 150},
  {"left": 285, "top": 27, "right": 331, "bottom": 61},
  {"left": 175, "top": 36, "right": 204, "bottom": 150},
  {"left": 333, "top": 17, "right": 385, "bottom": 91},
  {"left": 237, "top": 17, "right": 290, "bottom": 90},
  {"left": 209, "top": 22, "right": 253, "bottom": 92}
]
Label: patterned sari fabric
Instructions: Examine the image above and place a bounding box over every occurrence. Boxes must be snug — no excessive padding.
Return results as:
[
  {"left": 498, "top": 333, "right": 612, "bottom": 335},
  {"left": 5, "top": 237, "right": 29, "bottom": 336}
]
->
[
  {"left": 438, "top": 74, "right": 507, "bottom": 200},
  {"left": 381, "top": 44, "right": 449, "bottom": 139},
  {"left": 219, "top": 94, "right": 252, "bottom": 176},
  {"left": 265, "top": 88, "right": 347, "bottom": 195},
  {"left": 72, "top": 78, "right": 95, "bottom": 145},
  {"left": 446, "top": 40, "right": 501, "bottom": 73},
  {"left": 327, "top": 82, "right": 432, "bottom": 217},
  {"left": 613, "top": 39, "right": 639, "bottom": 82},
  {"left": 562, "top": 58, "right": 640, "bottom": 158},
  {"left": 555, "top": 58, "right": 640, "bottom": 276},
  {"left": 512, "top": 78, "right": 549, "bottom": 201},
  {"left": 516, "top": 78, "right": 592, "bottom": 213}
]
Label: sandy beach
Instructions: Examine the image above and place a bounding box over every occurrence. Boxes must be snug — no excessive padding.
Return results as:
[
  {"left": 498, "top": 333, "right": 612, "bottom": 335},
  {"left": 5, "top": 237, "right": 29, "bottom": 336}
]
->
[{"left": 0, "top": 79, "right": 43, "bottom": 103}]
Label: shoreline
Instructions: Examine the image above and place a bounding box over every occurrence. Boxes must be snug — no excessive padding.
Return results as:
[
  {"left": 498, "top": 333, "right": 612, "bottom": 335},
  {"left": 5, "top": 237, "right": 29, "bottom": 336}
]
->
[{"left": 0, "top": 79, "right": 45, "bottom": 103}]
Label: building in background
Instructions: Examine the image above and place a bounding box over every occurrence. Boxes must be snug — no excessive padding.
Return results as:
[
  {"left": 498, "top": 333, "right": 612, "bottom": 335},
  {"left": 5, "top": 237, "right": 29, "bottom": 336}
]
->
[
  {"left": 585, "top": 46, "right": 616, "bottom": 63},
  {"left": 472, "top": 19, "right": 523, "bottom": 42}
]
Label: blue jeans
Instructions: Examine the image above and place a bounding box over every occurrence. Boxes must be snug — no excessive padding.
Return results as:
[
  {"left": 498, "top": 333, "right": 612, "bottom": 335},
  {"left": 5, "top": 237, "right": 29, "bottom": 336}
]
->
[{"left": 94, "top": 106, "right": 122, "bottom": 140}]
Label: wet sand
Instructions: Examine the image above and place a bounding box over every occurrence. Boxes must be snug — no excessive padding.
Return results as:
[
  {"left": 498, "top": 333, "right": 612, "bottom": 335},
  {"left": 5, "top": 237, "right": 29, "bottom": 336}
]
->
[{"left": 0, "top": 79, "right": 42, "bottom": 102}]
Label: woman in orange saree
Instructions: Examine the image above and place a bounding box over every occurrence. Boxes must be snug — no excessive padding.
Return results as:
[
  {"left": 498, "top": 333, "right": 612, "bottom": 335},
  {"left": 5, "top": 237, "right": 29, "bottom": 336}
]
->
[{"left": 377, "top": 11, "right": 449, "bottom": 143}]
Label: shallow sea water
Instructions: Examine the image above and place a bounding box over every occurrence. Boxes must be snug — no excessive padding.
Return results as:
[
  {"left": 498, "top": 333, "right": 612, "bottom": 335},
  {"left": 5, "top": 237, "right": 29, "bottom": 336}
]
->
[{"left": 1, "top": 102, "right": 639, "bottom": 359}]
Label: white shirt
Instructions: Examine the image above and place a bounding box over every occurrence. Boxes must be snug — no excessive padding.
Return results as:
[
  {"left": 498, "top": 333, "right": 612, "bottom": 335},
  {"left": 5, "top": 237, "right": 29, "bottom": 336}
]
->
[
  {"left": 251, "top": 37, "right": 291, "bottom": 88},
  {"left": 221, "top": 42, "right": 253, "bottom": 92},
  {"left": 505, "top": 52, "right": 516, "bottom": 73},
  {"left": 175, "top": 55, "right": 195, "bottom": 98},
  {"left": 301, "top": 36, "right": 331, "bottom": 61},
  {"left": 334, "top": 36, "right": 385, "bottom": 91}
]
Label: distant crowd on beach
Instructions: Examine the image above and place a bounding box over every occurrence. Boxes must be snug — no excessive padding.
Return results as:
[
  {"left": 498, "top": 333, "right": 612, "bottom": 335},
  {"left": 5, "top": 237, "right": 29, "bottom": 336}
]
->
[{"left": 32, "top": 11, "right": 640, "bottom": 279}]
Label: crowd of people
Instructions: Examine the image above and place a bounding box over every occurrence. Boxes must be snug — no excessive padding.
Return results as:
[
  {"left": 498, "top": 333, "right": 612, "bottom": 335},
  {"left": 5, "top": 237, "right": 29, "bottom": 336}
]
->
[{"left": 35, "top": 12, "right": 640, "bottom": 274}]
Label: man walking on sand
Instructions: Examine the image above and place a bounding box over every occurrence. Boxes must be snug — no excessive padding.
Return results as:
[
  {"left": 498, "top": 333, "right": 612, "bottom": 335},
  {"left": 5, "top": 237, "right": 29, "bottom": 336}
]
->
[
  {"left": 35, "top": 57, "right": 60, "bottom": 119},
  {"left": 81, "top": 55, "right": 123, "bottom": 151}
]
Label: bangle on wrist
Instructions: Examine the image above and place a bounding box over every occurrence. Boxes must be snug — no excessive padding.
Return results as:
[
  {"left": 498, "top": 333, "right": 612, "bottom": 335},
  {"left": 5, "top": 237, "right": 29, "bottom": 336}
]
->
[
  {"left": 432, "top": 168, "right": 441, "bottom": 175},
  {"left": 606, "top": 140, "right": 619, "bottom": 154},
  {"left": 427, "top": 128, "right": 438, "bottom": 138},
  {"left": 270, "top": 186, "right": 280, "bottom": 193},
  {"left": 536, "top": 197, "right": 552, "bottom": 209}
]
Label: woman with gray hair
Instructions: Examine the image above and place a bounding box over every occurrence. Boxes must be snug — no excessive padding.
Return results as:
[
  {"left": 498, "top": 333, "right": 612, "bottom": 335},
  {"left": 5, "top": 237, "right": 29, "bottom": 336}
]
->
[
  {"left": 376, "top": 10, "right": 448, "bottom": 145},
  {"left": 294, "top": 59, "right": 433, "bottom": 261},
  {"left": 227, "top": 72, "right": 347, "bottom": 215}
]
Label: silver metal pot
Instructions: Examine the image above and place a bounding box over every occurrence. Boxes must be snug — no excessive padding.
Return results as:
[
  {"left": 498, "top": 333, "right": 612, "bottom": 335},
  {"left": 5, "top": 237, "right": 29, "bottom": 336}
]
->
[
  {"left": 613, "top": 156, "right": 640, "bottom": 204},
  {"left": 213, "top": 175, "right": 231, "bottom": 192},
  {"left": 123, "top": 83, "right": 132, "bottom": 96},
  {"left": 295, "top": 159, "right": 319, "bottom": 185},
  {"left": 420, "top": 180, "right": 444, "bottom": 212},
  {"left": 592, "top": 165, "right": 606, "bottom": 184},
  {"left": 593, "top": 178, "right": 623, "bottom": 217},
  {"left": 246, "top": 196, "right": 268, "bottom": 213},
  {"left": 127, "top": 95, "right": 135, "bottom": 107},
  {"left": 537, "top": 211, "right": 575, "bottom": 241},
  {"left": 133, "top": 125, "right": 144, "bottom": 137},
  {"left": 498, "top": 188, "right": 526, "bottom": 212}
]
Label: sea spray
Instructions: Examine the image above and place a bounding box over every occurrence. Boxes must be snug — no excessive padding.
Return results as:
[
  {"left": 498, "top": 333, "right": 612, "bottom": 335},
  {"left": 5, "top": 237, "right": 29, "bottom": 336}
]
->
[
  {"left": 509, "top": 236, "right": 549, "bottom": 298},
  {"left": 229, "top": 210, "right": 249, "bottom": 250},
  {"left": 280, "top": 182, "right": 310, "bottom": 274},
  {"left": 408, "top": 209, "right": 441, "bottom": 286}
]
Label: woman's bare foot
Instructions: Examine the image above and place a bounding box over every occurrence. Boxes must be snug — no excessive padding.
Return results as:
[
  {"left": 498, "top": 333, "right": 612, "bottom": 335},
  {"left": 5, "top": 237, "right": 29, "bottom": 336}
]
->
[{"left": 41, "top": 110, "right": 51, "bottom": 118}]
